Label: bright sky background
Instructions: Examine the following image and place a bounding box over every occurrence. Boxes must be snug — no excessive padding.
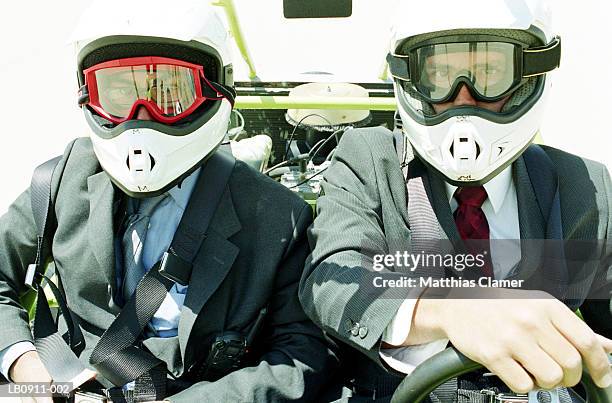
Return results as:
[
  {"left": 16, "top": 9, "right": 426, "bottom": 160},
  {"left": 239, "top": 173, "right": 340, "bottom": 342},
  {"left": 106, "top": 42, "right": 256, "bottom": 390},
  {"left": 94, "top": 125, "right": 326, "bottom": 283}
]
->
[{"left": 0, "top": 0, "right": 610, "bottom": 214}]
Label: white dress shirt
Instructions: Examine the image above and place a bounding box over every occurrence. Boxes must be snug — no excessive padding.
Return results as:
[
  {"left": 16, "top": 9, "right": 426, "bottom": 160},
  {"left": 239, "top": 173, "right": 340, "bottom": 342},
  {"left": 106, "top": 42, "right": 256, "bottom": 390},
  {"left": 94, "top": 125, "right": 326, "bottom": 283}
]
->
[
  {"left": 0, "top": 169, "right": 201, "bottom": 379},
  {"left": 380, "top": 166, "right": 522, "bottom": 374}
]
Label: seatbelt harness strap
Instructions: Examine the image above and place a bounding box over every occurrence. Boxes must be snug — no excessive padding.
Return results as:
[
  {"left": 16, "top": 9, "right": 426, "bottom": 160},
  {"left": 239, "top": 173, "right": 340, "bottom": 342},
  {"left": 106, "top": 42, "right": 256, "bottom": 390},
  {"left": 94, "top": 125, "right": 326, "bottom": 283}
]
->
[
  {"left": 28, "top": 140, "right": 91, "bottom": 388},
  {"left": 28, "top": 147, "right": 236, "bottom": 400},
  {"left": 89, "top": 149, "right": 236, "bottom": 389}
]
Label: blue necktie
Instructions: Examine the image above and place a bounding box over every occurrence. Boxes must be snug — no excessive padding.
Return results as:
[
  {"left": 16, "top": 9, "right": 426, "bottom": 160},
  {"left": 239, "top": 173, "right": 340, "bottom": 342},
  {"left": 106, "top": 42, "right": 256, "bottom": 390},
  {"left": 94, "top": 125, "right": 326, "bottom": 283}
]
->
[{"left": 121, "top": 195, "right": 168, "bottom": 301}]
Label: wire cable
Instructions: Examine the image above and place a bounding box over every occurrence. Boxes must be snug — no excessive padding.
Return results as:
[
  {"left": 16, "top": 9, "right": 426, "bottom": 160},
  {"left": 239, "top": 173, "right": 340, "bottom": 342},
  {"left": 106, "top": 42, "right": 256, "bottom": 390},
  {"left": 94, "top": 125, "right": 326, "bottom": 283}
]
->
[
  {"left": 308, "top": 128, "right": 346, "bottom": 164},
  {"left": 283, "top": 113, "right": 333, "bottom": 163},
  {"left": 228, "top": 110, "right": 245, "bottom": 140},
  {"left": 264, "top": 153, "right": 310, "bottom": 176},
  {"left": 308, "top": 138, "right": 327, "bottom": 158},
  {"left": 288, "top": 167, "right": 329, "bottom": 189},
  {"left": 263, "top": 160, "right": 291, "bottom": 175}
]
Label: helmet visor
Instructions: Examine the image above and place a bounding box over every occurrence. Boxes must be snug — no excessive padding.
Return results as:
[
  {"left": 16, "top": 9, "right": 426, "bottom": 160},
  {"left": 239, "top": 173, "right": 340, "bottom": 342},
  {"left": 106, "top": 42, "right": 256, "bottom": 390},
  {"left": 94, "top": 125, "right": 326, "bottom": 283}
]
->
[
  {"left": 83, "top": 57, "right": 222, "bottom": 124},
  {"left": 413, "top": 42, "right": 518, "bottom": 103}
]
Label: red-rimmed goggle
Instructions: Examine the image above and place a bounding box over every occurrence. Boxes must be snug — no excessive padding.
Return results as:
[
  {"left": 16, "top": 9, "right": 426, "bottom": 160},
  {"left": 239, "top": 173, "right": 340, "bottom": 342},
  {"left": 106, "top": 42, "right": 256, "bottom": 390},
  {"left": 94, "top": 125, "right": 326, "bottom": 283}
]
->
[{"left": 79, "top": 56, "right": 229, "bottom": 124}]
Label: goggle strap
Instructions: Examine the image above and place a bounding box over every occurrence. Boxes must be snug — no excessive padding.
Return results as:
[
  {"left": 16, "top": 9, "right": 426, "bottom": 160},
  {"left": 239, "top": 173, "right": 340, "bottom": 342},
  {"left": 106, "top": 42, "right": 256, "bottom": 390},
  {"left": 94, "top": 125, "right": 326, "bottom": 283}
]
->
[
  {"left": 522, "top": 36, "right": 562, "bottom": 77},
  {"left": 201, "top": 71, "right": 236, "bottom": 107},
  {"left": 211, "top": 82, "right": 236, "bottom": 107},
  {"left": 386, "top": 52, "right": 411, "bottom": 81},
  {"left": 77, "top": 85, "right": 89, "bottom": 107}
]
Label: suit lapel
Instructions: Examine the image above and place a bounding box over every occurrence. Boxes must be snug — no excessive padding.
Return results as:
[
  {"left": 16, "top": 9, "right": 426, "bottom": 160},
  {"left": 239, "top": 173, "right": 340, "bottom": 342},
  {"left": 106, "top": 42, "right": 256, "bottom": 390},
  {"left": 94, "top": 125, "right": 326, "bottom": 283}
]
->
[
  {"left": 514, "top": 156, "right": 546, "bottom": 240},
  {"left": 86, "top": 171, "right": 117, "bottom": 293},
  {"left": 178, "top": 187, "right": 241, "bottom": 362},
  {"left": 511, "top": 156, "right": 547, "bottom": 280}
]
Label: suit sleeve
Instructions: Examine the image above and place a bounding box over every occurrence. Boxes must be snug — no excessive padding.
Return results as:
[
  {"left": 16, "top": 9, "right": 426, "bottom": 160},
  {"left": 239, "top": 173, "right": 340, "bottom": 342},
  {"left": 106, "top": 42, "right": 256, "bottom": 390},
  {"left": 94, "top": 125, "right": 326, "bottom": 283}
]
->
[
  {"left": 0, "top": 142, "right": 73, "bottom": 364},
  {"left": 167, "top": 204, "right": 338, "bottom": 403},
  {"left": 580, "top": 164, "right": 612, "bottom": 338},
  {"left": 298, "top": 129, "right": 420, "bottom": 366},
  {"left": 0, "top": 188, "right": 40, "bottom": 350}
]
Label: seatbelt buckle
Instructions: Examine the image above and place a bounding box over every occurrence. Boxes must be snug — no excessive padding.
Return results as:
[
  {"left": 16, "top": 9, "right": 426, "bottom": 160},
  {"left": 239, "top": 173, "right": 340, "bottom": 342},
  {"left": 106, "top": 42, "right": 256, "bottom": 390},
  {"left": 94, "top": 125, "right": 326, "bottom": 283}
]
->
[
  {"left": 495, "top": 393, "right": 529, "bottom": 402},
  {"left": 159, "top": 251, "right": 192, "bottom": 286},
  {"left": 478, "top": 389, "right": 528, "bottom": 403},
  {"left": 478, "top": 389, "right": 499, "bottom": 403},
  {"left": 481, "top": 389, "right": 560, "bottom": 403},
  {"left": 198, "top": 332, "right": 248, "bottom": 381},
  {"left": 528, "top": 389, "right": 560, "bottom": 403}
]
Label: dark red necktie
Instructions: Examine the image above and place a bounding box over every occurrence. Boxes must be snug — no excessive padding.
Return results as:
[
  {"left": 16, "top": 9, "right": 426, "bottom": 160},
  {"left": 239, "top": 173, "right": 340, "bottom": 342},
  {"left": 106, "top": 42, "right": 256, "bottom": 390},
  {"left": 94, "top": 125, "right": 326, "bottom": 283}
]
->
[{"left": 453, "top": 186, "right": 494, "bottom": 278}]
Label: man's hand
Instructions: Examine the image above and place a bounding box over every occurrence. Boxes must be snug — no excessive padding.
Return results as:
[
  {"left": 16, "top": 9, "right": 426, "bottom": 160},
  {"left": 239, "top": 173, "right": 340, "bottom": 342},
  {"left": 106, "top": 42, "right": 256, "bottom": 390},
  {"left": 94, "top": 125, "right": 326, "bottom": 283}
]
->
[
  {"left": 407, "top": 289, "right": 612, "bottom": 393},
  {"left": 9, "top": 350, "right": 52, "bottom": 383},
  {"left": 8, "top": 351, "right": 53, "bottom": 403}
]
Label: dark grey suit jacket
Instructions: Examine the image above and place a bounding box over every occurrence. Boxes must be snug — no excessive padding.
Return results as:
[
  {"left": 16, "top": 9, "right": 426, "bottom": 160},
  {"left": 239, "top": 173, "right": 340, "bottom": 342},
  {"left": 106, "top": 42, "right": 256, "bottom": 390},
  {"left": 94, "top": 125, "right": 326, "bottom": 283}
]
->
[
  {"left": 0, "top": 138, "right": 337, "bottom": 402},
  {"left": 300, "top": 127, "right": 612, "bottom": 370}
]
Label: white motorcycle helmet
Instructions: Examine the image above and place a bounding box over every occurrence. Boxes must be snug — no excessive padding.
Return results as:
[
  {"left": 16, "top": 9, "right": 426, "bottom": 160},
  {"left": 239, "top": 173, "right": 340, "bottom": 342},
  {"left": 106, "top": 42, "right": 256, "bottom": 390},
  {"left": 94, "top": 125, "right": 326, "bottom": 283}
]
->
[
  {"left": 387, "top": 0, "right": 561, "bottom": 186},
  {"left": 72, "top": 0, "right": 235, "bottom": 197}
]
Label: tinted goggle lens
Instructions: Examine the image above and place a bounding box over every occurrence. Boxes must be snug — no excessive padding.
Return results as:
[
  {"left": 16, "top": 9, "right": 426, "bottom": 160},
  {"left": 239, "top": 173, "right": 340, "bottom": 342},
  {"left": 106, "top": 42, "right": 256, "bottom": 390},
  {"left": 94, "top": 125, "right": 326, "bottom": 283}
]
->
[
  {"left": 94, "top": 64, "right": 198, "bottom": 119},
  {"left": 81, "top": 57, "right": 225, "bottom": 124},
  {"left": 413, "top": 42, "right": 517, "bottom": 102}
]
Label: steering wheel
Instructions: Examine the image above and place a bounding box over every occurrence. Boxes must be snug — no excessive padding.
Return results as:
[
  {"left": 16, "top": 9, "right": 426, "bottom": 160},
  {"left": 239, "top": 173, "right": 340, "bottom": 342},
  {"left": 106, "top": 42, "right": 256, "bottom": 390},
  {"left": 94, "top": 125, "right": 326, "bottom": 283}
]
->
[{"left": 390, "top": 347, "right": 612, "bottom": 403}]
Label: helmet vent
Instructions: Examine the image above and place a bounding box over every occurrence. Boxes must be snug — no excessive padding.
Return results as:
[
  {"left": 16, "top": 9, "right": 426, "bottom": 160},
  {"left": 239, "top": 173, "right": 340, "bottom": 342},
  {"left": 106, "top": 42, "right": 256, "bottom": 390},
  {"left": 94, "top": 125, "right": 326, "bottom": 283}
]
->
[{"left": 125, "top": 153, "right": 156, "bottom": 170}]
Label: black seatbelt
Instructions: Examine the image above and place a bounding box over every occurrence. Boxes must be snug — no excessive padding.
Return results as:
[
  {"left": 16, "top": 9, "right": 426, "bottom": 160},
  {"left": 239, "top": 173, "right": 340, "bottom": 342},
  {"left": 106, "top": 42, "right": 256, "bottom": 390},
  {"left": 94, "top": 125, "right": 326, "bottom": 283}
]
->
[
  {"left": 26, "top": 140, "right": 91, "bottom": 385},
  {"left": 27, "top": 147, "right": 235, "bottom": 399},
  {"left": 89, "top": 149, "right": 236, "bottom": 389}
]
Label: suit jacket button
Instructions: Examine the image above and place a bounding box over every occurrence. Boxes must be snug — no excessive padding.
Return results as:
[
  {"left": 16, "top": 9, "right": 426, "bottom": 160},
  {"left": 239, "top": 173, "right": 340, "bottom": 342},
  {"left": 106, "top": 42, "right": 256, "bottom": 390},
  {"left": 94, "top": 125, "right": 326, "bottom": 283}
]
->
[
  {"left": 345, "top": 319, "right": 353, "bottom": 333},
  {"left": 351, "top": 323, "right": 360, "bottom": 337},
  {"left": 358, "top": 326, "right": 368, "bottom": 339}
]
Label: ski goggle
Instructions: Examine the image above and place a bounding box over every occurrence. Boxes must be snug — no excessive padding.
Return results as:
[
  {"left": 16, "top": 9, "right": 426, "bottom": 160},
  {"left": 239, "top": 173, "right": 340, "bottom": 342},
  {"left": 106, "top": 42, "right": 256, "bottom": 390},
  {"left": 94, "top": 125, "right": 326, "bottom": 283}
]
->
[
  {"left": 387, "top": 36, "right": 561, "bottom": 103},
  {"left": 79, "top": 56, "right": 232, "bottom": 124}
]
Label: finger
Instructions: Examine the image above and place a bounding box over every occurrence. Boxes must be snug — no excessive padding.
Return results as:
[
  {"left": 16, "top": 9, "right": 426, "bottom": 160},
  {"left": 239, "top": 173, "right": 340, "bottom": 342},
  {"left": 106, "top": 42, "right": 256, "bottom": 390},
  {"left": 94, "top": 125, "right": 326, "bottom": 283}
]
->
[
  {"left": 537, "top": 324, "right": 583, "bottom": 387},
  {"left": 486, "top": 358, "right": 535, "bottom": 394},
  {"left": 513, "top": 345, "right": 564, "bottom": 390},
  {"left": 552, "top": 312, "right": 612, "bottom": 388},
  {"left": 597, "top": 334, "right": 612, "bottom": 354}
]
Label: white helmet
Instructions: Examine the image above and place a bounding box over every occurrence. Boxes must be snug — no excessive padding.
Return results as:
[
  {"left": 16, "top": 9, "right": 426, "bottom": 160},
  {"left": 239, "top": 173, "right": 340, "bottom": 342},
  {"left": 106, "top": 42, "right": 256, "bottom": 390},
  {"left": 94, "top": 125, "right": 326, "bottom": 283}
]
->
[
  {"left": 72, "top": 0, "right": 235, "bottom": 197},
  {"left": 387, "top": 0, "right": 561, "bottom": 185}
]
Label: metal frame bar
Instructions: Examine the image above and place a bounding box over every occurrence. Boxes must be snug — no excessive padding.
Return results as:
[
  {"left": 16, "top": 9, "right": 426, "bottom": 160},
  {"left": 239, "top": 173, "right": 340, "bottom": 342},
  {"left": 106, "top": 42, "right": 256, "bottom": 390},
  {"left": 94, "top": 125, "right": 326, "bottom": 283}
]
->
[
  {"left": 212, "top": 0, "right": 258, "bottom": 79},
  {"left": 234, "top": 96, "right": 397, "bottom": 110}
]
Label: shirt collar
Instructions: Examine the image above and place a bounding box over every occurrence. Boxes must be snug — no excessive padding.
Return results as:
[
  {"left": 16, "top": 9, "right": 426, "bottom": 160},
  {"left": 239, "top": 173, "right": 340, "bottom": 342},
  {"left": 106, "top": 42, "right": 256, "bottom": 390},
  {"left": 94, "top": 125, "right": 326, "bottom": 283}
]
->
[
  {"left": 444, "top": 166, "right": 512, "bottom": 213},
  {"left": 167, "top": 167, "right": 201, "bottom": 211}
]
